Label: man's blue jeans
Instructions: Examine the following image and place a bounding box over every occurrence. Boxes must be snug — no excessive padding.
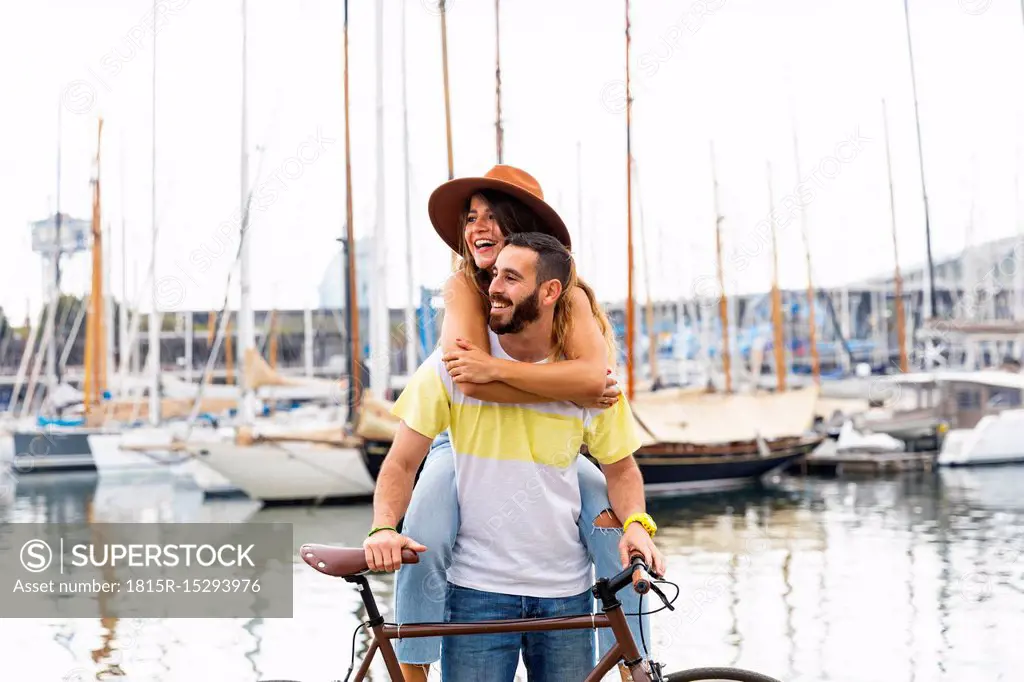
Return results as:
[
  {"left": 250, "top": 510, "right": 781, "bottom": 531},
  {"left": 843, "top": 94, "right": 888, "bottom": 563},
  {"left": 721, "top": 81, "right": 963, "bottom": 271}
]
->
[
  {"left": 442, "top": 582, "right": 595, "bottom": 681},
  {"left": 395, "top": 431, "right": 650, "bottom": 664}
]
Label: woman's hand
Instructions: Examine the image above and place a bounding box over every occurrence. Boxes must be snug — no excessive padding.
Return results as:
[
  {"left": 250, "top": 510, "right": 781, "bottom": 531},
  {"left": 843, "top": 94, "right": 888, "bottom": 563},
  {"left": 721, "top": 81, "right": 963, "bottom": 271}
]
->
[
  {"left": 577, "top": 372, "right": 621, "bottom": 410},
  {"left": 442, "top": 339, "right": 501, "bottom": 384}
]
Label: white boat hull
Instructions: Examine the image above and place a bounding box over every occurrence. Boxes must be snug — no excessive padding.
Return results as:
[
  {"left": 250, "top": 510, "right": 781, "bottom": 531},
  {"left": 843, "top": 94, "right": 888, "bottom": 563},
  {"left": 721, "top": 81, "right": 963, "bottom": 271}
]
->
[
  {"left": 938, "top": 409, "right": 1024, "bottom": 466},
  {"left": 88, "top": 431, "right": 175, "bottom": 472},
  {"left": 190, "top": 441, "right": 376, "bottom": 502},
  {"left": 86, "top": 426, "right": 242, "bottom": 496}
]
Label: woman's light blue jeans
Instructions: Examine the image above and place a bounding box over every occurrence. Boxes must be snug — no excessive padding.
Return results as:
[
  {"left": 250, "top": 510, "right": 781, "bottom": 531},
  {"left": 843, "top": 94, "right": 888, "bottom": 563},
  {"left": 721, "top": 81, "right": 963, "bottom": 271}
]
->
[{"left": 395, "top": 431, "right": 650, "bottom": 665}]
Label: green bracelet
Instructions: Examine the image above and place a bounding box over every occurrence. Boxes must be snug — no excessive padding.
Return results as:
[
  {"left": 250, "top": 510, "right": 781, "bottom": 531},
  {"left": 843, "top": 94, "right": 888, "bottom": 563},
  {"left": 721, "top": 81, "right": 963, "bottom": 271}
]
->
[{"left": 367, "top": 526, "right": 397, "bottom": 538}]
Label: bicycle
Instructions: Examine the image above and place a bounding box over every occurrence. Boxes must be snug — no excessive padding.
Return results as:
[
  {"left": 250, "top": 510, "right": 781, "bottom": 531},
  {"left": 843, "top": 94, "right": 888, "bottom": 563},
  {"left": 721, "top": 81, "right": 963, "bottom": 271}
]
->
[{"left": 283, "top": 542, "right": 783, "bottom": 682}]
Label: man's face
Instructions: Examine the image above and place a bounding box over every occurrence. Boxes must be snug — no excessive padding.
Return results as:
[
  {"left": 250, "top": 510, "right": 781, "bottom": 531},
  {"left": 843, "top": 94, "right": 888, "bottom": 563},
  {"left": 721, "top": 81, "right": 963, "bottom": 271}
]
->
[{"left": 487, "top": 245, "right": 543, "bottom": 335}]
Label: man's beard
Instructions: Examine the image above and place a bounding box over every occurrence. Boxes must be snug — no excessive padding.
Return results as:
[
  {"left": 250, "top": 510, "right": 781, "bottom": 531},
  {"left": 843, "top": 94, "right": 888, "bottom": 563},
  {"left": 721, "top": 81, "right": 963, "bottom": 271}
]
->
[{"left": 488, "top": 288, "right": 541, "bottom": 335}]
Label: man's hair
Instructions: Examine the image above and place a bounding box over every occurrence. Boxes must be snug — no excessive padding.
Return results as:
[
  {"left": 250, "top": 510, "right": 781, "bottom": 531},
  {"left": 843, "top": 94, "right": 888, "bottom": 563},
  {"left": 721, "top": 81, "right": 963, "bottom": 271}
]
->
[
  {"left": 503, "top": 232, "right": 572, "bottom": 293},
  {"left": 502, "top": 232, "right": 582, "bottom": 360}
]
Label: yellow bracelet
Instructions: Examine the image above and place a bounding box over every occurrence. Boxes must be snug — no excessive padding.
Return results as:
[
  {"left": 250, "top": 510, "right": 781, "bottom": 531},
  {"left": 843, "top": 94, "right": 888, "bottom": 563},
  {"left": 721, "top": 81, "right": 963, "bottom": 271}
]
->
[{"left": 623, "top": 512, "right": 657, "bottom": 537}]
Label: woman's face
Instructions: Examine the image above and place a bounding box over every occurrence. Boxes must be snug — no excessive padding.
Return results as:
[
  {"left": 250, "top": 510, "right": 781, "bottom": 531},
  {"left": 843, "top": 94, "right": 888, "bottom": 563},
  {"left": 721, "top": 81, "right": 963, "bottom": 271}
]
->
[{"left": 463, "top": 194, "right": 505, "bottom": 270}]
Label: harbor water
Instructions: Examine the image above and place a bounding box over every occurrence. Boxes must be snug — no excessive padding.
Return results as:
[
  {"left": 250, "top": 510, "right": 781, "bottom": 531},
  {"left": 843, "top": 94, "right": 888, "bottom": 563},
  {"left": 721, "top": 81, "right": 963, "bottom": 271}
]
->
[{"left": 1, "top": 468, "right": 1021, "bottom": 681}]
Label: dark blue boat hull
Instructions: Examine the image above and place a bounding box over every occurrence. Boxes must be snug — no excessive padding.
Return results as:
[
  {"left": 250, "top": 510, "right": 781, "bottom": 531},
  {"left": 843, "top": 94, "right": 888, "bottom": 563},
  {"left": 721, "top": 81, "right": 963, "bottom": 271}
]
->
[
  {"left": 361, "top": 437, "right": 820, "bottom": 496},
  {"left": 632, "top": 444, "right": 816, "bottom": 495},
  {"left": 10, "top": 431, "right": 96, "bottom": 473}
]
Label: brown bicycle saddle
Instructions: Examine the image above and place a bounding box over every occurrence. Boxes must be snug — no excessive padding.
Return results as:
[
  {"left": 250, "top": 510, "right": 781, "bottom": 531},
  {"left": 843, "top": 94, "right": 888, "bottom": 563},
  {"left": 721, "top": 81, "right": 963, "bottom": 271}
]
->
[{"left": 300, "top": 543, "right": 420, "bottom": 577}]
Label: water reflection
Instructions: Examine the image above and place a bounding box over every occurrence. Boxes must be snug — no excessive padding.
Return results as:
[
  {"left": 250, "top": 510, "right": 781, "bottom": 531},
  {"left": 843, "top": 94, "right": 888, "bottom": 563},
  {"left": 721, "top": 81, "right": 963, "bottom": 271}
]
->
[
  {"left": 0, "top": 471, "right": 1021, "bottom": 680},
  {"left": 4, "top": 471, "right": 100, "bottom": 524}
]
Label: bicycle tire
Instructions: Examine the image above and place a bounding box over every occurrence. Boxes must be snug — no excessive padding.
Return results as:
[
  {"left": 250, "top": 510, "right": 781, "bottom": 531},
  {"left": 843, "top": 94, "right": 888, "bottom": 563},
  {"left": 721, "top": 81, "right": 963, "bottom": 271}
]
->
[{"left": 664, "top": 667, "right": 783, "bottom": 682}]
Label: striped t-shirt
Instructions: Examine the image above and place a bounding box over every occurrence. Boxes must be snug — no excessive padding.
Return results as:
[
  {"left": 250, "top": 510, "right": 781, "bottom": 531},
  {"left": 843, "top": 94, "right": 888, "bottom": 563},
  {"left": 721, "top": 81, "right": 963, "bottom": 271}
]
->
[{"left": 392, "top": 330, "right": 643, "bottom": 598}]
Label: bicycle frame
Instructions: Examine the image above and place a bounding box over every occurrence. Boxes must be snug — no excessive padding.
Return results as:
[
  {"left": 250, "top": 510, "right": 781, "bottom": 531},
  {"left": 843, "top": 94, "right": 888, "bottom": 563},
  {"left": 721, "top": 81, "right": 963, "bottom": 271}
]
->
[{"left": 343, "top": 572, "right": 656, "bottom": 682}]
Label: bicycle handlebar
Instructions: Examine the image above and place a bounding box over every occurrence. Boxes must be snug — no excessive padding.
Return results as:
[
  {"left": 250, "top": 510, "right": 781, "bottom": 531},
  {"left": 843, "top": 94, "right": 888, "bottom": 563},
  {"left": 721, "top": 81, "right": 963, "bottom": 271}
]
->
[
  {"left": 631, "top": 555, "right": 653, "bottom": 595},
  {"left": 605, "top": 554, "right": 660, "bottom": 599}
]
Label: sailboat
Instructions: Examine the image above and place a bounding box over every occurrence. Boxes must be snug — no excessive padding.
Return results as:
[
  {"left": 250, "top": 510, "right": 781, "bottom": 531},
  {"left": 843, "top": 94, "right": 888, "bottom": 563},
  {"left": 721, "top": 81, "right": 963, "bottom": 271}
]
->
[
  {"left": 2, "top": 118, "right": 126, "bottom": 475},
  {"left": 610, "top": 0, "right": 821, "bottom": 490},
  {"left": 56, "top": 21, "right": 238, "bottom": 484},
  {"left": 613, "top": 145, "right": 819, "bottom": 493},
  {"left": 180, "top": 0, "right": 379, "bottom": 504},
  {"left": 183, "top": 347, "right": 374, "bottom": 503}
]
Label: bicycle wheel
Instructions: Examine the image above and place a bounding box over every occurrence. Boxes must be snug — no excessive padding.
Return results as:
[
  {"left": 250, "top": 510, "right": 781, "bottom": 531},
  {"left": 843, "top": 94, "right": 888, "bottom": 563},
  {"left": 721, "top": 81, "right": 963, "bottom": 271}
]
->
[{"left": 664, "top": 667, "right": 783, "bottom": 682}]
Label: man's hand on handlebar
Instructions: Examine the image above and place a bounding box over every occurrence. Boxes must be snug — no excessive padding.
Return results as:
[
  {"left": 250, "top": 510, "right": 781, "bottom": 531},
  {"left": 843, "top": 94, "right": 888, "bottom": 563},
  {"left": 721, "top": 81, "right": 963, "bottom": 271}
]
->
[
  {"left": 363, "top": 530, "right": 427, "bottom": 572},
  {"left": 619, "top": 523, "right": 666, "bottom": 578}
]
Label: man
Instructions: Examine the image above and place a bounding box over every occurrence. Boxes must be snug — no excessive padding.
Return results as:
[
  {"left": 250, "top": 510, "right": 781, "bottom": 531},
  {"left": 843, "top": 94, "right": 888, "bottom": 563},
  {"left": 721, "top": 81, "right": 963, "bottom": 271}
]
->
[{"left": 365, "top": 232, "right": 665, "bottom": 681}]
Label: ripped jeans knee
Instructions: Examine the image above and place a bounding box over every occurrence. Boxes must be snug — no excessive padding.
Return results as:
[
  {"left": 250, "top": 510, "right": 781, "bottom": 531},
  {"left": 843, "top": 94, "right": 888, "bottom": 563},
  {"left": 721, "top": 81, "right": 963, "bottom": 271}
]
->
[
  {"left": 574, "top": 457, "right": 651, "bottom": 658},
  {"left": 592, "top": 508, "right": 623, "bottom": 532}
]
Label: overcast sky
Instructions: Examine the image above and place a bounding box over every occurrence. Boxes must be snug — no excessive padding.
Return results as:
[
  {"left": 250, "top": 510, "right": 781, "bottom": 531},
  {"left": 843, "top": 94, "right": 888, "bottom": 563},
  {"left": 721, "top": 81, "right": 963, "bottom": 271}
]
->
[{"left": 1, "top": 0, "right": 1022, "bottom": 322}]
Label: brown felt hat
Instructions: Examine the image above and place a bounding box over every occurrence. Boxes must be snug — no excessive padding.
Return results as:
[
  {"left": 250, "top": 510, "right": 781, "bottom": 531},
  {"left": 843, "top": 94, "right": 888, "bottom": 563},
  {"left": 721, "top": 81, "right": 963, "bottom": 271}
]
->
[{"left": 428, "top": 165, "right": 571, "bottom": 255}]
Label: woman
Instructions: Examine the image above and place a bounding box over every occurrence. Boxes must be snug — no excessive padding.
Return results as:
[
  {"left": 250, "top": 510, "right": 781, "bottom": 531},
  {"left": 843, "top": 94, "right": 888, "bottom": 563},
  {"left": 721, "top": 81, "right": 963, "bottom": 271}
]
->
[{"left": 394, "top": 165, "right": 650, "bottom": 681}]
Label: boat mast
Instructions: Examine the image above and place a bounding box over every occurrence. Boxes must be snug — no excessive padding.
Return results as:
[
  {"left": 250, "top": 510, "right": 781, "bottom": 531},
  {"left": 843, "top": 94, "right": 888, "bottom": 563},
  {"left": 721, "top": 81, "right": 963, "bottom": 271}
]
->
[
  {"left": 901, "top": 0, "right": 937, "bottom": 320},
  {"left": 1018, "top": 4, "right": 1023, "bottom": 320},
  {"left": 343, "top": 0, "right": 361, "bottom": 413},
  {"left": 268, "top": 309, "right": 278, "bottom": 368},
  {"left": 148, "top": 0, "right": 161, "bottom": 425},
  {"left": 184, "top": 310, "right": 193, "bottom": 382},
  {"left": 370, "top": 0, "right": 389, "bottom": 398},
  {"left": 85, "top": 117, "right": 106, "bottom": 413},
  {"left": 711, "top": 141, "right": 731, "bottom": 393},
  {"left": 440, "top": 0, "right": 454, "bottom": 180},
  {"left": 624, "top": 0, "right": 635, "bottom": 400},
  {"left": 225, "top": 316, "right": 234, "bottom": 385},
  {"left": 1020, "top": 0, "right": 1024, "bottom": 320},
  {"left": 119, "top": 128, "right": 129, "bottom": 396},
  {"left": 238, "top": 0, "right": 256, "bottom": 423},
  {"left": 104, "top": 243, "right": 113, "bottom": 392},
  {"left": 959, "top": 155, "right": 978, "bottom": 319},
  {"left": 494, "top": 0, "right": 504, "bottom": 163},
  {"left": 633, "top": 158, "right": 658, "bottom": 387},
  {"left": 303, "top": 306, "right": 313, "bottom": 376},
  {"left": 440, "top": 0, "right": 454, "bottom": 181},
  {"left": 103, "top": 134, "right": 114, "bottom": 395},
  {"left": 1016, "top": 144, "right": 1023, "bottom": 321},
  {"left": 791, "top": 124, "right": 820, "bottom": 385},
  {"left": 767, "top": 161, "right": 786, "bottom": 392},
  {"left": 401, "top": 0, "right": 417, "bottom": 376},
  {"left": 882, "top": 98, "right": 909, "bottom": 373},
  {"left": 132, "top": 263, "right": 139, "bottom": 376},
  {"left": 440, "top": 0, "right": 457, "bottom": 271},
  {"left": 47, "top": 99, "right": 63, "bottom": 407}
]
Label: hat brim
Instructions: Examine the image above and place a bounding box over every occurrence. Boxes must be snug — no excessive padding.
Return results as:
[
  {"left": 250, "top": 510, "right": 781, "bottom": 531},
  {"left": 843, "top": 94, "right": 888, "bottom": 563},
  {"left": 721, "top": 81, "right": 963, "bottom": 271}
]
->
[{"left": 428, "top": 176, "right": 571, "bottom": 256}]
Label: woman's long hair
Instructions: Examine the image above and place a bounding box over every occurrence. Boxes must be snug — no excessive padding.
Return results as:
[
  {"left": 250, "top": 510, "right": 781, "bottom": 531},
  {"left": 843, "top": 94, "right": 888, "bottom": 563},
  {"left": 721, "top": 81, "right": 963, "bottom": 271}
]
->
[{"left": 456, "top": 190, "right": 617, "bottom": 365}]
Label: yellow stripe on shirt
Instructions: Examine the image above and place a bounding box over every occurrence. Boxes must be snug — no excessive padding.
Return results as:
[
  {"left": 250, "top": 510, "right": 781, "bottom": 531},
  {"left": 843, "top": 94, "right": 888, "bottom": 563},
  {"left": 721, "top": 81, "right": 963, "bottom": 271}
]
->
[
  {"left": 391, "top": 348, "right": 643, "bottom": 467},
  {"left": 583, "top": 397, "right": 644, "bottom": 465},
  {"left": 391, "top": 359, "right": 451, "bottom": 439},
  {"left": 449, "top": 402, "right": 586, "bottom": 468}
]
